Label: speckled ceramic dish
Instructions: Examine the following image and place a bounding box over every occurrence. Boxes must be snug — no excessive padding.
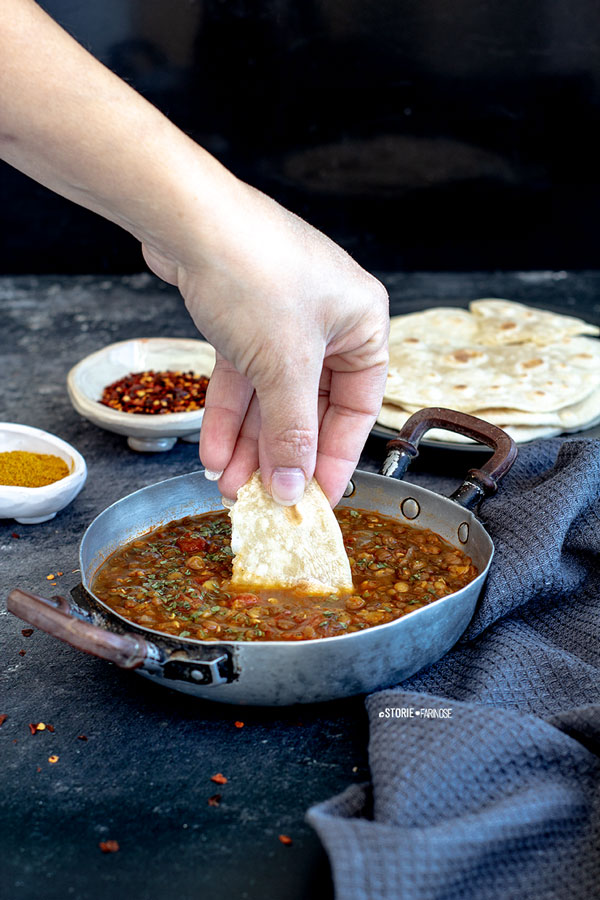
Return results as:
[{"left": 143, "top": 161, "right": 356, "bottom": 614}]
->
[
  {"left": 0, "top": 423, "right": 87, "bottom": 524},
  {"left": 66, "top": 337, "right": 216, "bottom": 452}
]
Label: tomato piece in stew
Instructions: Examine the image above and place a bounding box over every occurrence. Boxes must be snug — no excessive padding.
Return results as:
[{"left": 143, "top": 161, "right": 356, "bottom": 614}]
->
[{"left": 91, "top": 508, "right": 478, "bottom": 642}]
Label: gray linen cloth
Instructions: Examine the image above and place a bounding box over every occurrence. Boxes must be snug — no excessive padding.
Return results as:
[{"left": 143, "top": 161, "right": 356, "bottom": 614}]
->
[{"left": 308, "top": 439, "right": 600, "bottom": 900}]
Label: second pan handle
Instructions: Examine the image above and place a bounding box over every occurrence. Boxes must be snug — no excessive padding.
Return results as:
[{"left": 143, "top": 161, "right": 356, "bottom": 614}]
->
[{"left": 381, "top": 407, "right": 518, "bottom": 509}]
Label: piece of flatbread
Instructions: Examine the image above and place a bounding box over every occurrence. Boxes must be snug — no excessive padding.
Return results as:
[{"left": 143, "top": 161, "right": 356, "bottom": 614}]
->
[
  {"left": 385, "top": 336, "right": 600, "bottom": 413},
  {"left": 469, "top": 298, "right": 600, "bottom": 345},
  {"left": 394, "top": 401, "right": 565, "bottom": 425},
  {"left": 229, "top": 472, "right": 353, "bottom": 594},
  {"left": 376, "top": 403, "right": 561, "bottom": 444},
  {"left": 392, "top": 385, "right": 600, "bottom": 429},
  {"left": 389, "top": 307, "right": 479, "bottom": 348}
]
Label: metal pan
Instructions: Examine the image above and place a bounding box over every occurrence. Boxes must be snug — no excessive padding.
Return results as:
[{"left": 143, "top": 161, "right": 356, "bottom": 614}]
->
[{"left": 8, "top": 408, "right": 516, "bottom": 706}]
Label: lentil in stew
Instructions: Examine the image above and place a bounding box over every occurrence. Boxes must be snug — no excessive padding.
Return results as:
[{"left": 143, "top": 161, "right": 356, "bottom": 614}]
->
[{"left": 92, "top": 508, "right": 478, "bottom": 642}]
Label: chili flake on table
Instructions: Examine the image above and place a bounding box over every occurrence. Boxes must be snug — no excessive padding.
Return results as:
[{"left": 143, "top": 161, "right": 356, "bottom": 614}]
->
[
  {"left": 99, "top": 840, "right": 120, "bottom": 853},
  {"left": 92, "top": 507, "right": 478, "bottom": 643},
  {"left": 210, "top": 773, "right": 228, "bottom": 785},
  {"left": 100, "top": 370, "right": 209, "bottom": 414}
]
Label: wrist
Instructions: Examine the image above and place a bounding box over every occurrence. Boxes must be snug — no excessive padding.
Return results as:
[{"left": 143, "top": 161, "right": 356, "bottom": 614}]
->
[{"left": 102, "top": 128, "right": 244, "bottom": 268}]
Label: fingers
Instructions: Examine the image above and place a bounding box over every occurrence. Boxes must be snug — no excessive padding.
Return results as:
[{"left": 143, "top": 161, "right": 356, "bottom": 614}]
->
[
  {"left": 199, "top": 352, "right": 254, "bottom": 477},
  {"left": 208, "top": 356, "right": 386, "bottom": 508},
  {"left": 217, "top": 393, "right": 261, "bottom": 500},
  {"left": 315, "top": 362, "right": 388, "bottom": 506},
  {"left": 255, "top": 358, "right": 321, "bottom": 506}
]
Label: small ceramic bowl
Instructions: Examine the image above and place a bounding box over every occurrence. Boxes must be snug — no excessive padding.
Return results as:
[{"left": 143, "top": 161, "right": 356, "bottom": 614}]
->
[
  {"left": 67, "top": 337, "right": 216, "bottom": 452},
  {"left": 0, "top": 423, "right": 87, "bottom": 524}
]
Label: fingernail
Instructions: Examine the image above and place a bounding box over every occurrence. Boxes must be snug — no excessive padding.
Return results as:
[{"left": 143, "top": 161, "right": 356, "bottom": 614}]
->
[
  {"left": 271, "top": 467, "right": 305, "bottom": 506},
  {"left": 204, "top": 469, "right": 223, "bottom": 481}
]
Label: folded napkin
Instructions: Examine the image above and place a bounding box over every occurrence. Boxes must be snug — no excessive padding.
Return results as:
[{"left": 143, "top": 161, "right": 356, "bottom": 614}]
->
[{"left": 308, "top": 440, "right": 600, "bottom": 899}]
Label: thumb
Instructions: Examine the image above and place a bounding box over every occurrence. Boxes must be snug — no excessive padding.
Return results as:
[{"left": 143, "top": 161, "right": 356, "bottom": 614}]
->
[{"left": 255, "top": 364, "right": 320, "bottom": 506}]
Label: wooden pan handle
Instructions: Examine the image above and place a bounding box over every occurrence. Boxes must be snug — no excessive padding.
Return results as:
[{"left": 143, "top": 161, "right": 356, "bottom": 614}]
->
[
  {"left": 7, "top": 589, "right": 151, "bottom": 669},
  {"left": 381, "top": 407, "right": 518, "bottom": 509}
]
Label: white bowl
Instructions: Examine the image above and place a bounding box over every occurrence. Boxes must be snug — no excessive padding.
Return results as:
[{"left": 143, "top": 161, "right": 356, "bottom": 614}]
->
[
  {"left": 0, "top": 423, "right": 87, "bottom": 524},
  {"left": 67, "top": 337, "right": 216, "bottom": 452}
]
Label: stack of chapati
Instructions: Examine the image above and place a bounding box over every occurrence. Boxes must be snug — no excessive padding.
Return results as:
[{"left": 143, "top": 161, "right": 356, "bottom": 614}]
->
[{"left": 378, "top": 299, "right": 600, "bottom": 444}]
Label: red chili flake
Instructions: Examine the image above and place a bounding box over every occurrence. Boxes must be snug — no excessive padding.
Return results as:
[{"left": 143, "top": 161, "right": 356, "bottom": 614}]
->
[
  {"left": 48, "top": 755, "right": 59, "bottom": 764},
  {"left": 279, "top": 834, "right": 293, "bottom": 846},
  {"left": 56, "top": 571, "right": 63, "bottom": 577},
  {"left": 47, "top": 724, "right": 55, "bottom": 733},
  {"left": 207, "top": 794, "right": 222, "bottom": 807},
  {"left": 99, "top": 840, "right": 120, "bottom": 854},
  {"left": 21, "top": 629, "right": 34, "bottom": 637},
  {"left": 0, "top": 715, "right": 7, "bottom": 727},
  {"left": 11, "top": 532, "right": 20, "bottom": 539},
  {"left": 36, "top": 766, "right": 42, "bottom": 773},
  {"left": 28, "top": 723, "right": 37, "bottom": 736},
  {"left": 210, "top": 773, "right": 227, "bottom": 785},
  {"left": 77, "top": 734, "right": 88, "bottom": 741},
  {"left": 18, "top": 650, "right": 26, "bottom": 657},
  {"left": 234, "top": 721, "right": 244, "bottom": 729},
  {"left": 100, "top": 370, "right": 210, "bottom": 415}
]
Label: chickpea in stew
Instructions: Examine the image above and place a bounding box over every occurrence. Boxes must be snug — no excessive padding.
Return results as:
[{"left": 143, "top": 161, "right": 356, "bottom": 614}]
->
[{"left": 92, "top": 508, "right": 478, "bottom": 642}]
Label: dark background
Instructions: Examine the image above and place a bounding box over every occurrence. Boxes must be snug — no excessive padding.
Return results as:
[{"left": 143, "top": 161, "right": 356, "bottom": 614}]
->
[{"left": 2, "top": 0, "right": 600, "bottom": 273}]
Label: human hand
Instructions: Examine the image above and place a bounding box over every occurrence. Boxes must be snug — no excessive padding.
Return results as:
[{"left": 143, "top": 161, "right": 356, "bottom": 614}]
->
[
  {"left": 142, "top": 180, "right": 389, "bottom": 507},
  {"left": 0, "top": 1, "right": 386, "bottom": 507}
]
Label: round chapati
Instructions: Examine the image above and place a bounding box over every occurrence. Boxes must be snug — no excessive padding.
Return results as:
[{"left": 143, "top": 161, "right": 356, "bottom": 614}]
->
[
  {"left": 385, "top": 336, "right": 600, "bottom": 413},
  {"left": 229, "top": 472, "right": 353, "bottom": 594},
  {"left": 394, "top": 401, "right": 564, "bottom": 426},
  {"left": 469, "top": 298, "right": 600, "bottom": 346},
  {"left": 389, "top": 307, "right": 479, "bottom": 348},
  {"left": 376, "top": 403, "right": 562, "bottom": 444}
]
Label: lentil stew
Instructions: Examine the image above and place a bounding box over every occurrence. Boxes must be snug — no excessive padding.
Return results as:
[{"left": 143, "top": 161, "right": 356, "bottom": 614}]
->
[{"left": 92, "top": 508, "right": 478, "bottom": 642}]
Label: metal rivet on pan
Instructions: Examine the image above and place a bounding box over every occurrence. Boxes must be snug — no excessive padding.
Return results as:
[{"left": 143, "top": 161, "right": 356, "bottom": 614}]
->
[
  {"left": 191, "top": 670, "right": 204, "bottom": 681},
  {"left": 343, "top": 479, "right": 356, "bottom": 498},
  {"left": 458, "top": 522, "right": 470, "bottom": 544},
  {"left": 401, "top": 498, "right": 420, "bottom": 520}
]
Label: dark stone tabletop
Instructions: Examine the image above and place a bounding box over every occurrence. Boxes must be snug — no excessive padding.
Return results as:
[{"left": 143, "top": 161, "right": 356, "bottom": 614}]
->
[{"left": 2, "top": 271, "right": 600, "bottom": 900}]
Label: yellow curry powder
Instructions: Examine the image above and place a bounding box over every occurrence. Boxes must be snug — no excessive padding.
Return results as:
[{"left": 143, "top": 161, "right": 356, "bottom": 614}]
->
[{"left": 0, "top": 451, "right": 70, "bottom": 488}]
